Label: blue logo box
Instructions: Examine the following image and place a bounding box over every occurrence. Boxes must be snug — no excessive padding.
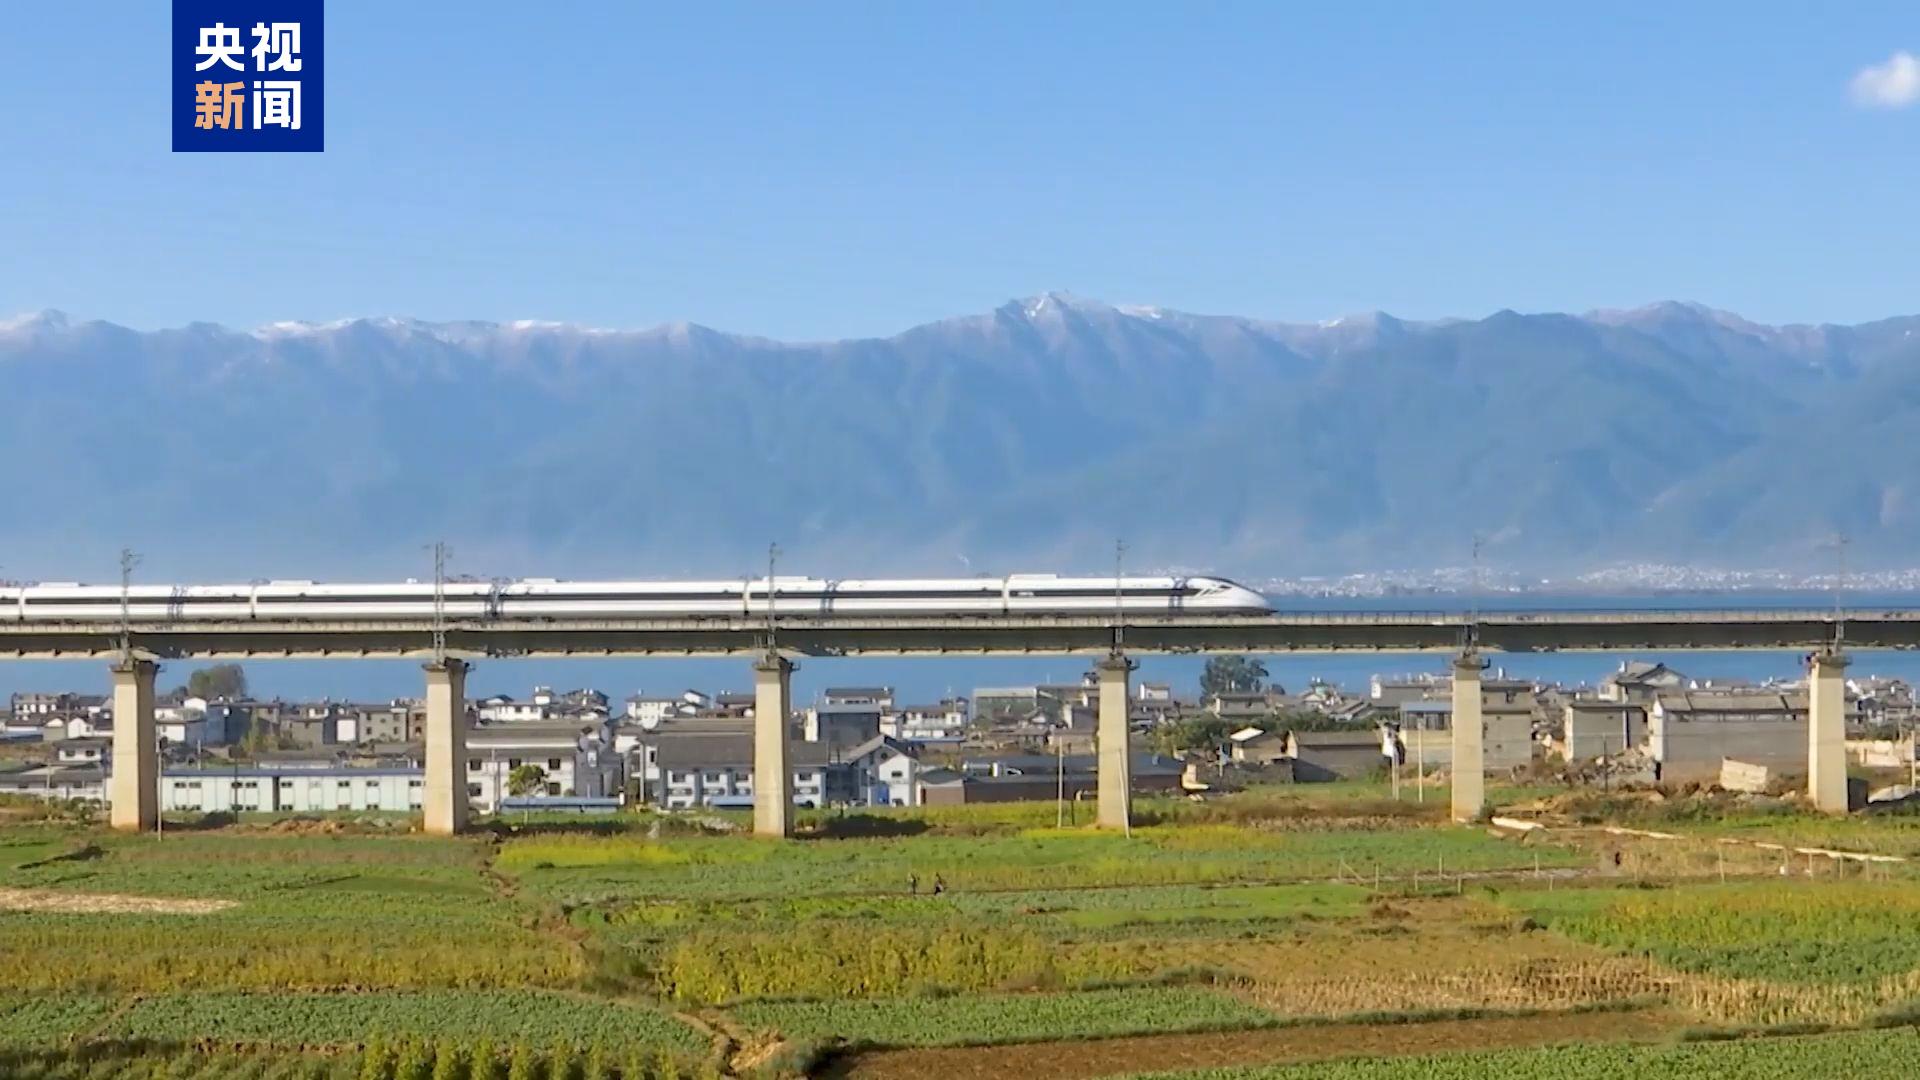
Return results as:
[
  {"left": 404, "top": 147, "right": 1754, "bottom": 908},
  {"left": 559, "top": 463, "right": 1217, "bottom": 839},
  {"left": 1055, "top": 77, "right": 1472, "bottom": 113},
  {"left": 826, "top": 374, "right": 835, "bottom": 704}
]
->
[{"left": 172, "top": 0, "right": 324, "bottom": 152}]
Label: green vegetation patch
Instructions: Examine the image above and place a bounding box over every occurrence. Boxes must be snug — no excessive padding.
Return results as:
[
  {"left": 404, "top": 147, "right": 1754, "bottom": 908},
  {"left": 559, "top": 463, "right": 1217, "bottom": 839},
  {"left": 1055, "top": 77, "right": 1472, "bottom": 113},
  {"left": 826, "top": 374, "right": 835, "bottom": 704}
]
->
[
  {"left": 511, "top": 823, "right": 1573, "bottom": 907},
  {"left": 654, "top": 924, "right": 1149, "bottom": 1004},
  {"left": 1125, "top": 1027, "right": 1920, "bottom": 1078},
  {"left": 1534, "top": 882, "right": 1920, "bottom": 985},
  {"left": 600, "top": 882, "right": 1370, "bottom": 942},
  {"left": 0, "top": 994, "right": 114, "bottom": 1045},
  {"left": 736, "top": 986, "right": 1279, "bottom": 1048},
  {"left": 0, "top": 833, "right": 579, "bottom": 993},
  {"left": 107, "top": 990, "right": 706, "bottom": 1054}
]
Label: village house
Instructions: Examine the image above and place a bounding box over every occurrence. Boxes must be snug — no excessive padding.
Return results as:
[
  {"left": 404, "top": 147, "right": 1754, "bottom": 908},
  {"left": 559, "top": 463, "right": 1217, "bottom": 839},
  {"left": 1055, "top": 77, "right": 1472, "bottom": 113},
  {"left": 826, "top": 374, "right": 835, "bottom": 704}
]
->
[
  {"left": 41, "top": 712, "right": 109, "bottom": 741},
  {"left": 624, "top": 690, "right": 707, "bottom": 727},
  {"left": 54, "top": 737, "right": 107, "bottom": 764},
  {"left": 9, "top": 692, "right": 80, "bottom": 721},
  {"left": 1600, "top": 661, "right": 1689, "bottom": 705},
  {"left": 804, "top": 689, "right": 888, "bottom": 748},
  {"left": 1396, "top": 696, "right": 1535, "bottom": 773},
  {"left": 0, "top": 764, "right": 106, "bottom": 802},
  {"left": 353, "top": 700, "right": 428, "bottom": 745},
  {"left": 1645, "top": 690, "right": 1853, "bottom": 782},
  {"left": 476, "top": 694, "right": 547, "bottom": 723},
  {"left": 161, "top": 764, "right": 424, "bottom": 814},
  {"left": 918, "top": 752, "right": 1182, "bottom": 806},
  {"left": 1561, "top": 700, "right": 1647, "bottom": 761},
  {"left": 1228, "top": 726, "right": 1289, "bottom": 766},
  {"left": 650, "top": 734, "right": 840, "bottom": 810},
  {"left": 1369, "top": 675, "right": 1441, "bottom": 708},
  {"left": 465, "top": 718, "right": 624, "bottom": 812},
  {"left": 1047, "top": 705, "right": 1099, "bottom": 755},
  {"left": 881, "top": 699, "right": 969, "bottom": 744},
  {"left": 841, "top": 734, "right": 923, "bottom": 807},
  {"left": 1285, "top": 729, "right": 1388, "bottom": 781}
]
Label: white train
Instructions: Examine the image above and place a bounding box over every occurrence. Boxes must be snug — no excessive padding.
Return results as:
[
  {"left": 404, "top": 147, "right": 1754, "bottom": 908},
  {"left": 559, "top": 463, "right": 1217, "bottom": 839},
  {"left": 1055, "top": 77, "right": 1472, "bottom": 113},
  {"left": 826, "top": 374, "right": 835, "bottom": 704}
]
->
[{"left": 0, "top": 575, "right": 1272, "bottom": 621}]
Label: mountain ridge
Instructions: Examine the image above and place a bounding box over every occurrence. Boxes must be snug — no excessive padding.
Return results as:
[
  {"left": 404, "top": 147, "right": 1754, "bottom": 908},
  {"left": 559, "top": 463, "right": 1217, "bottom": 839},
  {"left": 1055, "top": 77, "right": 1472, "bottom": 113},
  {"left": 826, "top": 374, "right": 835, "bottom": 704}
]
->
[
  {"left": 3, "top": 293, "right": 1815, "bottom": 347},
  {"left": 0, "top": 295, "right": 1912, "bottom": 583}
]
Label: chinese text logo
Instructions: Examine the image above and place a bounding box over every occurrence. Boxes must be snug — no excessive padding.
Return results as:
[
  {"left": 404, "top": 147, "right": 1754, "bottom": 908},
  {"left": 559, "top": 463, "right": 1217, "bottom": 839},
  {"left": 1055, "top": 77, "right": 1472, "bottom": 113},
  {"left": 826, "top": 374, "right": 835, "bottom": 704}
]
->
[{"left": 173, "top": 2, "right": 324, "bottom": 152}]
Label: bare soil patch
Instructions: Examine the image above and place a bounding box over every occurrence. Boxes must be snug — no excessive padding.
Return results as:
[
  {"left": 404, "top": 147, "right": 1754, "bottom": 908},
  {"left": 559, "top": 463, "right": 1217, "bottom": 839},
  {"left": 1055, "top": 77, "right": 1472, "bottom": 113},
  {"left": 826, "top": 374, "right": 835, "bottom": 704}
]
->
[
  {"left": 0, "top": 886, "right": 235, "bottom": 915},
  {"left": 828, "top": 1008, "right": 1673, "bottom": 1080}
]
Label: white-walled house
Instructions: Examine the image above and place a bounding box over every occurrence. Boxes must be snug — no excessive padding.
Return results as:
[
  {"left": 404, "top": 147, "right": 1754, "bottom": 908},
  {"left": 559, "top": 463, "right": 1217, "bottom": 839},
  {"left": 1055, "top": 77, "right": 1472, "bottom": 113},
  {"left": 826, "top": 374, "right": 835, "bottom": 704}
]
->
[
  {"left": 160, "top": 766, "right": 424, "bottom": 814},
  {"left": 651, "top": 734, "right": 839, "bottom": 810},
  {"left": 55, "top": 738, "right": 108, "bottom": 764},
  {"left": 465, "top": 719, "right": 624, "bottom": 813},
  {"left": 476, "top": 695, "right": 549, "bottom": 724},
  {"left": 842, "top": 735, "right": 923, "bottom": 806},
  {"left": 881, "top": 700, "right": 968, "bottom": 744}
]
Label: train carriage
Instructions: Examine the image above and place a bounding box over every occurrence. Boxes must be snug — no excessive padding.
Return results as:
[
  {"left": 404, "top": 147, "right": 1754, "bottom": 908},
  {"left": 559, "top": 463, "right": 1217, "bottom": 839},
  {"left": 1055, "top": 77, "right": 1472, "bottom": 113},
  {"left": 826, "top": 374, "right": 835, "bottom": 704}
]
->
[{"left": 0, "top": 574, "right": 1272, "bottom": 621}]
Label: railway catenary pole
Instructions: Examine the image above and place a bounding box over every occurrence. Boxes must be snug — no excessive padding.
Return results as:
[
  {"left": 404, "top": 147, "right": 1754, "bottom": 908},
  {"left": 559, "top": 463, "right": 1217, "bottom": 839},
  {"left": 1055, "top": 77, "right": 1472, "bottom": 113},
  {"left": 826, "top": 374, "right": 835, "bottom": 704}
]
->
[
  {"left": 766, "top": 542, "right": 779, "bottom": 654},
  {"left": 118, "top": 548, "right": 139, "bottom": 662},
  {"left": 430, "top": 542, "right": 450, "bottom": 666}
]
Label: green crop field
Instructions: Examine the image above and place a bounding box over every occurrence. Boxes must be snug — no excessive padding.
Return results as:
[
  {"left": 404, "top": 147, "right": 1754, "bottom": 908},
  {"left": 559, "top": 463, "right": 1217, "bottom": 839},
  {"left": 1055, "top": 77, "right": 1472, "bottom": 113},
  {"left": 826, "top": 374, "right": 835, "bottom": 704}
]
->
[
  {"left": 5, "top": 780, "right": 1920, "bottom": 1078},
  {"left": 506, "top": 820, "right": 1579, "bottom": 907},
  {"left": 735, "top": 986, "right": 1280, "bottom": 1047},
  {"left": 106, "top": 990, "right": 706, "bottom": 1055},
  {"left": 1501, "top": 880, "right": 1920, "bottom": 984},
  {"left": 0, "top": 995, "right": 114, "bottom": 1046},
  {"left": 1124, "top": 1028, "right": 1920, "bottom": 1078},
  {"left": 0, "top": 832, "right": 580, "bottom": 993}
]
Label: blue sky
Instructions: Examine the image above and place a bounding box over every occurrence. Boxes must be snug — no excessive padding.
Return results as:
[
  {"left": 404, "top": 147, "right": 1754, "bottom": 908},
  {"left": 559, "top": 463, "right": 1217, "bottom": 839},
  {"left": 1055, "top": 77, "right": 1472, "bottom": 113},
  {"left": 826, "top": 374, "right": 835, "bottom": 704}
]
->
[{"left": 2, "top": 2, "right": 1917, "bottom": 339}]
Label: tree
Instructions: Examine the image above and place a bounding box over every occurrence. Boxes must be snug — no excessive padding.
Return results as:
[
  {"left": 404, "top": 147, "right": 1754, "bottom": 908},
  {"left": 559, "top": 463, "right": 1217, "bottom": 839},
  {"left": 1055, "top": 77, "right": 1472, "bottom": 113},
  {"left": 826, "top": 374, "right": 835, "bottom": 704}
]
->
[
  {"left": 186, "top": 663, "right": 248, "bottom": 701},
  {"left": 506, "top": 764, "right": 547, "bottom": 798},
  {"left": 1201, "top": 655, "right": 1268, "bottom": 698},
  {"left": 1149, "top": 714, "right": 1239, "bottom": 758}
]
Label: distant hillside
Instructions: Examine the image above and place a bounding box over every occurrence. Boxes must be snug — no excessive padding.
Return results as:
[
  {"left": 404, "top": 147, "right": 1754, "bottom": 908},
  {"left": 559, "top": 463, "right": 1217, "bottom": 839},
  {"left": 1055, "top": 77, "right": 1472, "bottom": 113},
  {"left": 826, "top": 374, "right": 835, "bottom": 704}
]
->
[{"left": 0, "top": 295, "right": 1912, "bottom": 583}]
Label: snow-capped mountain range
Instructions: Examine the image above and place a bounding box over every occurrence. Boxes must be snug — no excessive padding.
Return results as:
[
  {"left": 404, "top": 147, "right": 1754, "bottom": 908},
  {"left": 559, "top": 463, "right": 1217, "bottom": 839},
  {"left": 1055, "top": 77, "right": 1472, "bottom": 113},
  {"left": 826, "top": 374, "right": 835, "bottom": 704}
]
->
[{"left": 2, "top": 293, "right": 1915, "bottom": 584}]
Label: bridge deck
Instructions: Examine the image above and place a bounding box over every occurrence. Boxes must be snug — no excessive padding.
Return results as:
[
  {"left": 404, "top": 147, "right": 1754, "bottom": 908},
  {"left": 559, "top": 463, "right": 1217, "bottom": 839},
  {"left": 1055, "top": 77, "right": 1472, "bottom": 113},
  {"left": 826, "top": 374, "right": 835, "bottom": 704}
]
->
[{"left": 0, "top": 610, "right": 1910, "bottom": 659}]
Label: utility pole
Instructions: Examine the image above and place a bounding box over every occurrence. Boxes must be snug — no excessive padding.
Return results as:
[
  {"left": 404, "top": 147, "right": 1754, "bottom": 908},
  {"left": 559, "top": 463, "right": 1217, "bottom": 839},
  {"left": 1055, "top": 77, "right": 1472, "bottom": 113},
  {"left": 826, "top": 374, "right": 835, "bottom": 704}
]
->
[
  {"left": 1390, "top": 732, "right": 1400, "bottom": 800},
  {"left": 1055, "top": 737, "right": 1067, "bottom": 828},
  {"left": 1112, "top": 538, "right": 1126, "bottom": 654},
  {"left": 1415, "top": 721, "right": 1425, "bottom": 803}
]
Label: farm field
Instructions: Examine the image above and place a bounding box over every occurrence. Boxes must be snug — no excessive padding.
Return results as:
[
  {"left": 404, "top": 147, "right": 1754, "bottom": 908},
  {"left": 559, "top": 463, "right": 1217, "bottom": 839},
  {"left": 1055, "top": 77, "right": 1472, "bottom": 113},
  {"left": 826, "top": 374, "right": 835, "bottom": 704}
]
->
[
  {"left": 1, "top": 783, "right": 1919, "bottom": 1077},
  {"left": 1120, "top": 1027, "right": 1920, "bottom": 1078}
]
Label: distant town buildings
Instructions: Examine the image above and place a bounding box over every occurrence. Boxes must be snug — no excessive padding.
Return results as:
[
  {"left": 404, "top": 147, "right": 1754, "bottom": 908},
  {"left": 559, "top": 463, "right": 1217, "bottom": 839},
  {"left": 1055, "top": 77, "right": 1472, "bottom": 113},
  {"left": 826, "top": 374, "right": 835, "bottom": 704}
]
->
[{"left": 2, "top": 655, "right": 1915, "bottom": 816}]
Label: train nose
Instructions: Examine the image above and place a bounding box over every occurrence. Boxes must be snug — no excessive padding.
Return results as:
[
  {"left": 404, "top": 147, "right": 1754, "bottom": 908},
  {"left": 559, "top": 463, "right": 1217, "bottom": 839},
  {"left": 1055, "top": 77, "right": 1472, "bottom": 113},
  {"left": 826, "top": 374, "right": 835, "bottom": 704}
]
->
[{"left": 1223, "top": 585, "right": 1271, "bottom": 612}]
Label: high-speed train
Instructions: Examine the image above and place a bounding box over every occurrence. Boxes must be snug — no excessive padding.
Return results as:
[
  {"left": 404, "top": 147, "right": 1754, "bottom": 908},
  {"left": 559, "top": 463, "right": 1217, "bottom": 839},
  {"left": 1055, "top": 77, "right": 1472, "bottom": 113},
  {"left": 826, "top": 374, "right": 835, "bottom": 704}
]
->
[{"left": 0, "top": 575, "right": 1273, "bottom": 621}]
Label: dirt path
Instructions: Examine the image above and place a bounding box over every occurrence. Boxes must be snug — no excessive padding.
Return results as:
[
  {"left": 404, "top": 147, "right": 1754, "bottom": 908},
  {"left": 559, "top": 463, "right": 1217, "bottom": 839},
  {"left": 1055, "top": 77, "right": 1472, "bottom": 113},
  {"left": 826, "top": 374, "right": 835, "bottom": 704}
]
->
[
  {"left": 0, "top": 886, "right": 235, "bottom": 915},
  {"left": 826, "top": 1009, "right": 1673, "bottom": 1080}
]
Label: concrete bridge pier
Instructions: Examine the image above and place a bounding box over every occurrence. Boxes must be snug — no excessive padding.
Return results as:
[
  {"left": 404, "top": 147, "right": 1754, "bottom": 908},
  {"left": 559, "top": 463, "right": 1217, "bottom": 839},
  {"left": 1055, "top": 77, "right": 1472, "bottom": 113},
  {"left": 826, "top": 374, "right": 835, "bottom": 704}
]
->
[
  {"left": 422, "top": 659, "right": 470, "bottom": 836},
  {"left": 1450, "top": 653, "right": 1486, "bottom": 823},
  {"left": 753, "top": 653, "right": 796, "bottom": 838},
  {"left": 1096, "top": 653, "right": 1135, "bottom": 830},
  {"left": 108, "top": 659, "right": 158, "bottom": 832},
  {"left": 1808, "top": 650, "right": 1850, "bottom": 814}
]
